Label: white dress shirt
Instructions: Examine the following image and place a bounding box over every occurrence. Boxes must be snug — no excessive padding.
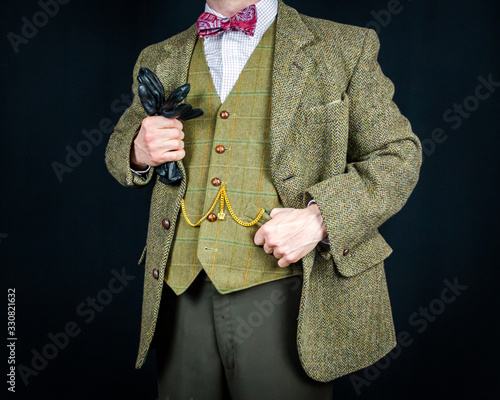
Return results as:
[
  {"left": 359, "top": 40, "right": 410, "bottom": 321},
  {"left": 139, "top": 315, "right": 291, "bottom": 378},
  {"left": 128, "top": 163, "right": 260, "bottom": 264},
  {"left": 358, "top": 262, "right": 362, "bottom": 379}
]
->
[{"left": 203, "top": 0, "right": 278, "bottom": 103}]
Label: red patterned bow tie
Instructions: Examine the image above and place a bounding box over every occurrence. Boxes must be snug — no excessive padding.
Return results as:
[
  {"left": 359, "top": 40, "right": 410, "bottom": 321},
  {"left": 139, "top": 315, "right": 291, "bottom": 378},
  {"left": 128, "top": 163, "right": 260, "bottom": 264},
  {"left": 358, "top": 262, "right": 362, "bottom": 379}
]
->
[{"left": 197, "top": 4, "right": 257, "bottom": 38}]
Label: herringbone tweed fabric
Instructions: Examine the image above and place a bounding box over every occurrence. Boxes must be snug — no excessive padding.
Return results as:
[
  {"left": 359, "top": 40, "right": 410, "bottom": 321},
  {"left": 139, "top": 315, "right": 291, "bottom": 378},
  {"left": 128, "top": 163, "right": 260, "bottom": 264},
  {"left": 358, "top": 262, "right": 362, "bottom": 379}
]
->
[
  {"left": 105, "top": 0, "right": 422, "bottom": 382},
  {"left": 166, "top": 21, "right": 302, "bottom": 295}
]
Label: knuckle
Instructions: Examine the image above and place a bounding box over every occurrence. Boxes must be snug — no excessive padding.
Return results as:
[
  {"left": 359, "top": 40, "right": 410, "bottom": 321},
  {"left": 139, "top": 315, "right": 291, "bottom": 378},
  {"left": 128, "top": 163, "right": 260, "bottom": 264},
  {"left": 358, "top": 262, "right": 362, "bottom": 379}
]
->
[
  {"left": 172, "top": 128, "right": 183, "bottom": 139},
  {"left": 170, "top": 140, "right": 180, "bottom": 150},
  {"left": 166, "top": 118, "right": 180, "bottom": 128}
]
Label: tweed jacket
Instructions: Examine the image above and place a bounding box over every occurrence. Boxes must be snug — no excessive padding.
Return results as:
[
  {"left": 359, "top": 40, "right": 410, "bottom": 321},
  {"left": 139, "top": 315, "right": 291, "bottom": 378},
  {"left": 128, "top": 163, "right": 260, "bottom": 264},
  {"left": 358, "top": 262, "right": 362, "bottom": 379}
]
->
[{"left": 105, "top": 1, "right": 422, "bottom": 382}]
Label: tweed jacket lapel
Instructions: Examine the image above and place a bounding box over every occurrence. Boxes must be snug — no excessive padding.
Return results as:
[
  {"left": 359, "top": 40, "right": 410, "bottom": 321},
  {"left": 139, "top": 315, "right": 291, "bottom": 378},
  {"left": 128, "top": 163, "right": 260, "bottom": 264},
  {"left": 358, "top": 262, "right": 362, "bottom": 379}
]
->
[
  {"left": 269, "top": 1, "right": 315, "bottom": 190},
  {"left": 268, "top": 2, "right": 321, "bottom": 275}
]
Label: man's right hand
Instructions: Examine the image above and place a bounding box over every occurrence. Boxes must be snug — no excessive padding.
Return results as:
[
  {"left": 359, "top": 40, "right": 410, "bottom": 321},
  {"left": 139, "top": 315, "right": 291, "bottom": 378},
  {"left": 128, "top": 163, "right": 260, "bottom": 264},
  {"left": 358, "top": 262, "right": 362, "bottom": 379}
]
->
[{"left": 130, "top": 116, "right": 185, "bottom": 170}]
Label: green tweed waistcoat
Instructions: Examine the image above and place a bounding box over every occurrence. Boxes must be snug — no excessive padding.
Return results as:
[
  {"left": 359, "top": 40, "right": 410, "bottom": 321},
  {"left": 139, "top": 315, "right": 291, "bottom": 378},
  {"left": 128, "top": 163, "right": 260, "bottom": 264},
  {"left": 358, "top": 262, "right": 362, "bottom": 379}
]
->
[{"left": 165, "top": 21, "right": 302, "bottom": 295}]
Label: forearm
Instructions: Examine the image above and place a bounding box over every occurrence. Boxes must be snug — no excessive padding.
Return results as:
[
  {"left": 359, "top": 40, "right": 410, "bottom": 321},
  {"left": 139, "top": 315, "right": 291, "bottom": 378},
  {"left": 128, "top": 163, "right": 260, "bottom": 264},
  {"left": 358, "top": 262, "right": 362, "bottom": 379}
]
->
[{"left": 305, "top": 141, "right": 421, "bottom": 256}]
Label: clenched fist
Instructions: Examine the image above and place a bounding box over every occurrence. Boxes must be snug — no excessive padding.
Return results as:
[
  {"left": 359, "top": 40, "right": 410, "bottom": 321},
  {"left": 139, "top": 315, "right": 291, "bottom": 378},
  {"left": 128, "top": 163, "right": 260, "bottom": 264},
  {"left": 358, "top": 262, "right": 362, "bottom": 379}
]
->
[
  {"left": 130, "top": 116, "right": 185, "bottom": 170},
  {"left": 254, "top": 204, "right": 328, "bottom": 268}
]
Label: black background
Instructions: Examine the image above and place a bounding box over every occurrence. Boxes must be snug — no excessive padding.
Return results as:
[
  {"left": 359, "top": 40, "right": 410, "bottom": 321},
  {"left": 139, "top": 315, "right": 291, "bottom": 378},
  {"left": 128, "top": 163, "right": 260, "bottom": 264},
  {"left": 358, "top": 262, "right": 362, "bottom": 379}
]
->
[{"left": 1, "top": 0, "right": 499, "bottom": 399}]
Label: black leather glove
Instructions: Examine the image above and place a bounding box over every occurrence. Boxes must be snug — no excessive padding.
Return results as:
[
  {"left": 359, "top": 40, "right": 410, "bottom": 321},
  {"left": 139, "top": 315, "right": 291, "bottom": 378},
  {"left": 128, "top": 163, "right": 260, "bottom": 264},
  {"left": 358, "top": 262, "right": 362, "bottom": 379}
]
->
[{"left": 137, "top": 67, "right": 204, "bottom": 184}]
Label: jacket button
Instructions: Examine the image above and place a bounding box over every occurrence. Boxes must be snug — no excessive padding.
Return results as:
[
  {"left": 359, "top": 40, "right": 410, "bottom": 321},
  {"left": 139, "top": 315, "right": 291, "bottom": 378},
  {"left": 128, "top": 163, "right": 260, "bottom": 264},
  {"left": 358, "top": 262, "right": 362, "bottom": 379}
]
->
[
  {"left": 343, "top": 249, "right": 350, "bottom": 256},
  {"left": 207, "top": 213, "right": 217, "bottom": 222},
  {"left": 220, "top": 110, "right": 229, "bottom": 119},
  {"left": 216, "top": 145, "right": 225, "bottom": 154},
  {"left": 162, "top": 219, "right": 170, "bottom": 230},
  {"left": 152, "top": 268, "right": 159, "bottom": 279},
  {"left": 211, "top": 177, "right": 221, "bottom": 187}
]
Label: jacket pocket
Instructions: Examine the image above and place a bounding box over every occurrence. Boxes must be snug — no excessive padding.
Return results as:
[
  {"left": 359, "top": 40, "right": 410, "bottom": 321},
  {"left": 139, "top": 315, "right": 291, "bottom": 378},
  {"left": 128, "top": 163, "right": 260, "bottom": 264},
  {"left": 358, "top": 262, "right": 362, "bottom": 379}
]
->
[
  {"left": 334, "top": 231, "right": 393, "bottom": 277},
  {"left": 304, "top": 91, "right": 349, "bottom": 125}
]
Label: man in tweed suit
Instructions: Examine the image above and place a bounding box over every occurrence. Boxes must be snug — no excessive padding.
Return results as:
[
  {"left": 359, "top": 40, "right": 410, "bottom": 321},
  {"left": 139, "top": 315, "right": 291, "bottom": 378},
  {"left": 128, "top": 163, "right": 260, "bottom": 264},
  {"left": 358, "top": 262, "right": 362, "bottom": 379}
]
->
[{"left": 105, "top": 0, "right": 422, "bottom": 398}]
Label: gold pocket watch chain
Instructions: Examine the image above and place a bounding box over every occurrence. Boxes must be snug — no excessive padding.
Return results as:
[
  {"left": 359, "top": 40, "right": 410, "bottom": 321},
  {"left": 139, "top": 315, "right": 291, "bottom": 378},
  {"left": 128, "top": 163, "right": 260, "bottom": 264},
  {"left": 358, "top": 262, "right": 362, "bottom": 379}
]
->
[{"left": 180, "top": 183, "right": 265, "bottom": 227}]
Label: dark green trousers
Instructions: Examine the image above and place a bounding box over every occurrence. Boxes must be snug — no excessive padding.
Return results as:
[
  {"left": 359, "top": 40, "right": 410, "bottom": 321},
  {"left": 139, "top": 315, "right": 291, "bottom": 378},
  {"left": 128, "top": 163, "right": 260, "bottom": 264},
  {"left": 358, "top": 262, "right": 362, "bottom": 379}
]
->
[{"left": 153, "top": 271, "right": 333, "bottom": 400}]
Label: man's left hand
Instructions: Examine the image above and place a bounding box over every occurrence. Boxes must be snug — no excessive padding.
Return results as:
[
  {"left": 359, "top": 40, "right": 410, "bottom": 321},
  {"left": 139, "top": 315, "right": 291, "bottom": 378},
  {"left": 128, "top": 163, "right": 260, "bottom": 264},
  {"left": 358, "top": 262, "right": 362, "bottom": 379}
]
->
[{"left": 254, "top": 204, "right": 328, "bottom": 268}]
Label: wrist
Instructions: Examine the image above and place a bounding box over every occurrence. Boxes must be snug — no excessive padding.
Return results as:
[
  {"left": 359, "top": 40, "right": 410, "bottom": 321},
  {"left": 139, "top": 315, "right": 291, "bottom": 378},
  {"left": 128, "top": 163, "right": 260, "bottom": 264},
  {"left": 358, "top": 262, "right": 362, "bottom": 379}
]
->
[
  {"left": 130, "top": 155, "right": 148, "bottom": 171},
  {"left": 130, "top": 137, "right": 148, "bottom": 170},
  {"left": 306, "top": 202, "right": 327, "bottom": 240}
]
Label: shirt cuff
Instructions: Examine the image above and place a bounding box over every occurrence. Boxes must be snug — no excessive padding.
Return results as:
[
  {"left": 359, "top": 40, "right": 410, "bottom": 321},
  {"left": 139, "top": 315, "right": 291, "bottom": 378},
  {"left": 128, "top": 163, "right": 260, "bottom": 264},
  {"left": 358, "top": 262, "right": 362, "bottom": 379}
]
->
[
  {"left": 307, "top": 199, "right": 330, "bottom": 244},
  {"left": 131, "top": 165, "right": 151, "bottom": 176}
]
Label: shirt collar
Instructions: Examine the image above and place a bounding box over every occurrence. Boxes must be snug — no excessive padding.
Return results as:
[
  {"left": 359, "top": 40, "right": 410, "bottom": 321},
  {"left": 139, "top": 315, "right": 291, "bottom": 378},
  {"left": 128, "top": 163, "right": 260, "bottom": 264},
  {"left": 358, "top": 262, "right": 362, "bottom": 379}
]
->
[{"left": 204, "top": 0, "right": 278, "bottom": 36}]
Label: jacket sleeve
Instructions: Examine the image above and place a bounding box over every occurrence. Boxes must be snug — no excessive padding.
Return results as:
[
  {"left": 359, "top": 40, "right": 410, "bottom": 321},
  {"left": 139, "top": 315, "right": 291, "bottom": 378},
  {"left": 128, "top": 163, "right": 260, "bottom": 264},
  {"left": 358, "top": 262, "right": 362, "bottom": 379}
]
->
[
  {"left": 105, "top": 49, "right": 155, "bottom": 188},
  {"left": 305, "top": 29, "right": 422, "bottom": 268}
]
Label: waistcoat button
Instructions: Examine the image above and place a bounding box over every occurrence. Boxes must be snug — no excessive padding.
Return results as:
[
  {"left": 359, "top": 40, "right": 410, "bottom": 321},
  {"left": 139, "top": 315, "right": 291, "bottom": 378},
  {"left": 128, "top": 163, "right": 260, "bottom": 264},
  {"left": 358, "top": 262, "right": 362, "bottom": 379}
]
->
[
  {"left": 207, "top": 213, "right": 217, "bottom": 222},
  {"left": 216, "top": 145, "right": 225, "bottom": 154},
  {"left": 211, "top": 177, "right": 221, "bottom": 187},
  {"left": 220, "top": 110, "right": 229, "bottom": 119}
]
